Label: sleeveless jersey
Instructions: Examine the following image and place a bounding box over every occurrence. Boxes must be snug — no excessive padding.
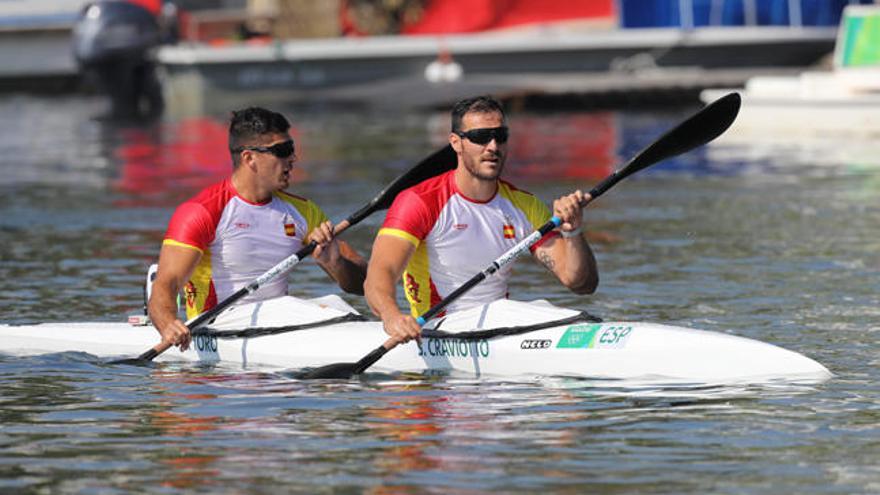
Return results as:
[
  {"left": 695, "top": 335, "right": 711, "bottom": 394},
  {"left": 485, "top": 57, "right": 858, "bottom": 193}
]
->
[
  {"left": 379, "top": 170, "right": 556, "bottom": 316},
  {"left": 163, "top": 178, "right": 328, "bottom": 319}
]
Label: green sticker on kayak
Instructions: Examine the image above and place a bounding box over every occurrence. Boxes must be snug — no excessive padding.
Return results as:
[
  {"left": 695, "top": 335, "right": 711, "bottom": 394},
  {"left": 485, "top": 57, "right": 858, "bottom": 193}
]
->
[
  {"left": 557, "top": 324, "right": 602, "bottom": 348},
  {"left": 558, "top": 324, "right": 634, "bottom": 349}
]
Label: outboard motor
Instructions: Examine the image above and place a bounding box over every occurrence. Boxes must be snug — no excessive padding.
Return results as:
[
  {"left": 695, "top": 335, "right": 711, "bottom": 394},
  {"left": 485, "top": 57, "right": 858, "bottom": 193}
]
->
[{"left": 73, "top": 1, "right": 164, "bottom": 118}]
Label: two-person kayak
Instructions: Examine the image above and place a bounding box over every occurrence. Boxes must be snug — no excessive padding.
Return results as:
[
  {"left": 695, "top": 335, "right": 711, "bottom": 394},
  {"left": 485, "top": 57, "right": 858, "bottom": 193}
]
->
[{"left": 0, "top": 296, "right": 831, "bottom": 385}]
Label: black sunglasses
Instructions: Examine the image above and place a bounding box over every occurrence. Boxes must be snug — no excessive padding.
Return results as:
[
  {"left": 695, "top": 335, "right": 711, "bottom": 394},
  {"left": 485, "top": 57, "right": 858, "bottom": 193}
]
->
[
  {"left": 455, "top": 126, "right": 509, "bottom": 145},
  {"left": 232, "top": 139, "right": 296, "bottom": 158}
]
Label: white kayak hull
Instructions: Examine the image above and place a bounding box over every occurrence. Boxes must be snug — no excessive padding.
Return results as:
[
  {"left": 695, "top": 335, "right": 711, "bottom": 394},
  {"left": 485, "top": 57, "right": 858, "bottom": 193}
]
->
[{"left": 0, "top": 297, "right": 832, "bottom": 384}]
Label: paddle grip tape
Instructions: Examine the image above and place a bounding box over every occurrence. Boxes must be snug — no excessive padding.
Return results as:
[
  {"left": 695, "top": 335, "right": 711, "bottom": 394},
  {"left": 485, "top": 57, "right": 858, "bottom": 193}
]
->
[
  {"left": 492, "top": 216, "right": 560, "bottom": 272},
  {"left": 254, "top": 253, "right": 303, "bottom": 288},
  {"left": 347, "top": 202, "right": 376, "bottom": 226},
  {"left": 415, "top": 216, "right": 561, "bottom": 326},
  {"left": 184, "top": 249, "right": 308, "bottom": 332},
  {"left": 589, "top": 172, "right": 620, "bottom": 199}
]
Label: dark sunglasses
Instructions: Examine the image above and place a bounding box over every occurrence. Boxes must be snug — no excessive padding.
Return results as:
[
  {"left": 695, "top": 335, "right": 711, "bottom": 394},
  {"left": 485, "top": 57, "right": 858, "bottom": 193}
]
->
[
  {"left": 232, "top": 139, "right": 296, "bottom": 158},
  {"left": 455, "top": 126, "right": 509, "bottom": 145}
]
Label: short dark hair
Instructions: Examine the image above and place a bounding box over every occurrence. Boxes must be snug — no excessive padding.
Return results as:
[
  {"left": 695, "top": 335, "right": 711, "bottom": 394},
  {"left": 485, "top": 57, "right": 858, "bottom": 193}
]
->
[
  {"left": 450, "top": 95, "right": 505, "bottom": 133},
  {"left": 229, "top": 107, "right": 290, "bottom": 165}
]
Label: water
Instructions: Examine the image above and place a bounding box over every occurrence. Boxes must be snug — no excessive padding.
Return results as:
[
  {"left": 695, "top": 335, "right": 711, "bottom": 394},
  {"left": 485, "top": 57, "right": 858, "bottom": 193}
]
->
[{"left": 1, "top": 94, "right": 879, "bottom": 493}]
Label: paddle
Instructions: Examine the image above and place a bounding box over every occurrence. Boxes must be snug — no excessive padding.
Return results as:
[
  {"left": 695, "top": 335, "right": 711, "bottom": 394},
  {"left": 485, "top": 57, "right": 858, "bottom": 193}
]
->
[
  {"left": 112, "top": 144, "right": 457, "bottom": 365},
  {"left": 297, "top": 92, "right": 742, "bottom": 379}
]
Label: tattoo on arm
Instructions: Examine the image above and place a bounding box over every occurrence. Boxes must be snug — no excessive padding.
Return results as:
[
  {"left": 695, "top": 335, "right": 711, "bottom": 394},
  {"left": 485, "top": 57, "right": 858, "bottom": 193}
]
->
[{"left": 538, "top": 251, "right": 556, "bottom": 270}]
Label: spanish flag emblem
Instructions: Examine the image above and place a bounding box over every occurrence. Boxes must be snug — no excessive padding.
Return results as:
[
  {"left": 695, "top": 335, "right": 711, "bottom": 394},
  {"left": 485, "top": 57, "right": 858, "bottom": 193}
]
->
[
  {"left": 503, "top": 223, "right": 515, "bottom": 239},
  {"left": 284, "top": 223, "right": 296, "bottom": 237}
]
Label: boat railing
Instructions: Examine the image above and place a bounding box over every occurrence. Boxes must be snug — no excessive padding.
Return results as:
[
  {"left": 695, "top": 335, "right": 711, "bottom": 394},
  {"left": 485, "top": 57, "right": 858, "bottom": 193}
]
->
[{"left": 622, "top": 0, "right": 871, "bottom": 30}]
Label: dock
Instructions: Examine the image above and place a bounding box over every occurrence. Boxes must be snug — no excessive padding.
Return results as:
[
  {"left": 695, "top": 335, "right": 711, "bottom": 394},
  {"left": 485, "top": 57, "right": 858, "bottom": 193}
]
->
[
  {"left": 0, "top": 0, "right": 843, "bottom": 116},
  {"left": 0, "top": 0, "right": 85, "bottom": 92},
  {"left": 158, "top": 25, "right": 836, "bottom": 116},
  {"left": 701, "top": 5, "right": 880, "bottom": 139}
]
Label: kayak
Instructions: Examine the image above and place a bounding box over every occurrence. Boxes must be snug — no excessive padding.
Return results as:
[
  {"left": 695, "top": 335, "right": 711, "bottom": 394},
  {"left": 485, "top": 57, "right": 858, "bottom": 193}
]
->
[{"left": 0, "top": 296, "right": 831, "bottom": 384}]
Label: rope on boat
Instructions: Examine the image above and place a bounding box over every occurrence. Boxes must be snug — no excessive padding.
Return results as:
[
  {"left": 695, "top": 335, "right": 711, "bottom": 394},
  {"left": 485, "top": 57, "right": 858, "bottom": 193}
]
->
[
  {"left": 190, "top": 311, "right": 602, "bottom": 341},
  {"left": 192, "top": 312, "right": 368, "bottom": 339},
  {"left": 422, "top": 311, "right": 602, "bottom": 341}
]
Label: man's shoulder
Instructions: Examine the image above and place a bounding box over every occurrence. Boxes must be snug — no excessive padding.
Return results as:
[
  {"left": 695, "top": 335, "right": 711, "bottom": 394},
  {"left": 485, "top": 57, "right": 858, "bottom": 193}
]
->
[
  {"left": 274, "top": 189, "right": 322, "bottom": 214},
  {"left": 166, "top": 180, "right": 233, "bottom": 245},
  {"left": 395, "top": 169, "right": 454, "bottom": 207},
  {"left": 274, "top": 190, "right": 328, "bottom": 227},
  {"left": 498, "top": 180, "right": 549, "bottom": 220},
  {"left": 499, "top": 179, "right": 543, "bottom": 204},
  {"left": 275, "top": 189, "right": 312, "bottom": 205},
  {"left": 176, "top": 181, "right": 237, "bottom": 223},
  {"left": 498, "top": 178, "right": 537, "bottom": 198},
  {"left": 185, "top": 179, "right": 235, "bottom": 208},
  {"left": 382, "top": 170, "right": 455, "bottom": 234}
]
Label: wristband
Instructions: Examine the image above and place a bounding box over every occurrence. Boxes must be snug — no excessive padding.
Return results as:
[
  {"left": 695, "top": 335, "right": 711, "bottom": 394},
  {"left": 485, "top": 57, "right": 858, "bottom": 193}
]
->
[{"left": 560, "top": 226, "right": 583, "bottom": 238}]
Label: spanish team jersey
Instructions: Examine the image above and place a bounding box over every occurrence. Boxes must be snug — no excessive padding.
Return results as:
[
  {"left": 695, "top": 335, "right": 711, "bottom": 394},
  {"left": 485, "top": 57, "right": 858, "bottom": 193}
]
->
[
  {"left": 163, "top": 178, "right": 328, "bottom": 319},
  {"left": 379, "top": 170, "right": 556, "bottom": 316}
]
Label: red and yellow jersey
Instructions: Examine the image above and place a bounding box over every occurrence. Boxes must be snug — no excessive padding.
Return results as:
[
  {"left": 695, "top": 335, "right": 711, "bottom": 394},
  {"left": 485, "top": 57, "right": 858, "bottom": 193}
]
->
[
  {"left": 379, "top": 170, "right": 556, "bottom": 316},
  {"left": 163, "top": 178, "right": 328, "bottom": 319}
]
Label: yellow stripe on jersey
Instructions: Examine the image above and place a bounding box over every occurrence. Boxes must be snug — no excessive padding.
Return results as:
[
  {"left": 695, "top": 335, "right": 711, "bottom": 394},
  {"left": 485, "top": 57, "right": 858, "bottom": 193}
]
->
[
  {"left": 185, "top": 248, "right": 213, "bottom": 320},
  {"left": 276, "top": 193, "right": 329, "bottom": 236},
  {"left": 378, "top": 228, "right": 430, "bottom": 315},
  {"left": 378, "top": 227, "right": 421, "bottom": 247},
  {"left": 403, "top": 243, "right": 432, "bottom": 317},
  {"left": 162, "top": 238, "right": 204, "bottom": 253},
  {"left": 498, "top": 183, "right": 552, "bottom": 230}
]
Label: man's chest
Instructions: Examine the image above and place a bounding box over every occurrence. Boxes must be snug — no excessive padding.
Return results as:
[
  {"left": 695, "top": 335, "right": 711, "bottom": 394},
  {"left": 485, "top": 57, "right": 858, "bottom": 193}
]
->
[
  {"left": 428, "top": 198, "right": 529, "bottom": 255},
  {"left": 213, "top": 200, "right": 307, "bottom": 251}
]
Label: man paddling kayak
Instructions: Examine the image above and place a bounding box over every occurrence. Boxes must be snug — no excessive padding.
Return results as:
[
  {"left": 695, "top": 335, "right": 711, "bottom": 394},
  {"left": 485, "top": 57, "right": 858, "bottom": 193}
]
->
[
  {"left": 149, "top": 107, "right": 367, "bottom": 351},
  {"left": 364, "top": 95, "right": 598, "bottom": 345}
]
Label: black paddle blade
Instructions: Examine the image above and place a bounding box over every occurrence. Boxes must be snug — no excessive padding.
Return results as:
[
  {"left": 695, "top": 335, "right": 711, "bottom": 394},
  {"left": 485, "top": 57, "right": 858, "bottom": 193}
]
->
[
  {"left": 347, "top": 145, "right": 457, "bottom": 225},
  {"left": 590, "top": 92, "right": 741, "bottom": 198},
  {"left": 374, "top": 145, "right": 456, "bottom": 210},
  {"left": 293, "top": 362, "right": 360, "bottom": 379},
  {"left": 108, "top": 348, "right": 159, "bottom": 366},
  {"left": 107, "top": 357, "right": 155, "bottom": 366},
  {"left": 296, "top": 345, "right": 390, "bottom": 379},
  {"left": 630, "top": 92, "right": 740, "bottom": 169}
]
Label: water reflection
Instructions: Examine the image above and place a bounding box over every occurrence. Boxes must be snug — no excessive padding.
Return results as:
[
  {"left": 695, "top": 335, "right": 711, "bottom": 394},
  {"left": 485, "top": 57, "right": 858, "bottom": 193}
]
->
[
  {"left": 0, "top": 96, "right": 110, "bottom": 188},
  {"left": 2, "top": 94, "right": 880, "bottom": 493},
  {"left": 508, "top": 112, "right": 616, "bottom": 181},
  {"left": 0, "top": 350, "right": 868, "bottom": 493},
  {"left": 112, "top": 118, "right": 234, "bottom": 205}
]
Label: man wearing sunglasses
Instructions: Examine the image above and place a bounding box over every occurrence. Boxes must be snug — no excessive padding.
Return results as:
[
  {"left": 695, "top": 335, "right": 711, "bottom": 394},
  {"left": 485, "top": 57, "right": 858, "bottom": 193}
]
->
[
  {"left": 365, "top": 95, "right": 598, "bottom": 345},
  {"left": 148, "top": 107, "right": 367, "bottom": 352}
]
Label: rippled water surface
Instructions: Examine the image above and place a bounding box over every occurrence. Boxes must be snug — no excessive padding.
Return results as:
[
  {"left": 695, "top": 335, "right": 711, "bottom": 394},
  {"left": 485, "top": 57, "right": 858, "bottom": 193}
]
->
[{"left": 1, "top": 95, "right": 879, "bottom": 494}]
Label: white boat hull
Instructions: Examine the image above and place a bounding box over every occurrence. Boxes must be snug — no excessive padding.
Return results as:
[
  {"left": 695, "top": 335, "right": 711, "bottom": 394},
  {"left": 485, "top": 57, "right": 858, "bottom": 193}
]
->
[
  {"left": 701, "top": 81, "right": 880, "bottom": 139},
  {"left": 701, "top": 6, "right": 880, "bottom": 139},
  {"left": 0, "top": 298, "right": 831, "bottom": 385}
]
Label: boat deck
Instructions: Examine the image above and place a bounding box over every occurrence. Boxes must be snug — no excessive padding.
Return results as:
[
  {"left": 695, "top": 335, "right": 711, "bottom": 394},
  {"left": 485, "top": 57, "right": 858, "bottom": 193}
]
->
[
  {"left": 157, "top": 26, "right": 834, "bottom": 115},
  {"left": 0, "top": 18, "right": 836, "bottom": 113}
]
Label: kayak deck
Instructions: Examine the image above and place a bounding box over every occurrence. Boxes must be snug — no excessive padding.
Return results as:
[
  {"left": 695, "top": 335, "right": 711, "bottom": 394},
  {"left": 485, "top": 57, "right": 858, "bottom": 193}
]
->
[{"left": 0, "top": 297, "right": 832, "bottom": 385}]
